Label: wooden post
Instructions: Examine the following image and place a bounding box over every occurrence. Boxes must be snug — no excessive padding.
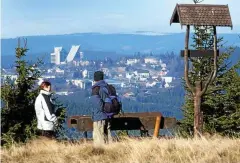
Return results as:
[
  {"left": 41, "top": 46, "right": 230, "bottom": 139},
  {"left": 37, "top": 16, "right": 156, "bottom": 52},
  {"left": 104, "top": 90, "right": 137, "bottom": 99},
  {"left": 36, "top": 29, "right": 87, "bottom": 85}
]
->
[
  {"left": 194, "top": 81, "right": 202, "bottom": 137},
  {"left": 153, "top": 116, "right": 161, "bottom": 138},
  {"left": 212, "top": 26, "right": 218, "bottom": 82},
  {"left": 184, "top": 25, "right": 195, "bottom": 95},
  {"left": 195, "top": 26, "right": 218, "bottom": 136},
  {"left": 183, "top": 25, "right": 205, "bottom": 137}
]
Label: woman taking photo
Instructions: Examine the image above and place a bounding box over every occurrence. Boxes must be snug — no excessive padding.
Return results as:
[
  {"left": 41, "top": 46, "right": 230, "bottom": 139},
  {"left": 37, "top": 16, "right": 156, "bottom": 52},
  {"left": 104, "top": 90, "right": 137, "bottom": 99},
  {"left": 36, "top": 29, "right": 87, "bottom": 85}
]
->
[{"left": 35, "top": 81, "right": 57, "bottom": 138}]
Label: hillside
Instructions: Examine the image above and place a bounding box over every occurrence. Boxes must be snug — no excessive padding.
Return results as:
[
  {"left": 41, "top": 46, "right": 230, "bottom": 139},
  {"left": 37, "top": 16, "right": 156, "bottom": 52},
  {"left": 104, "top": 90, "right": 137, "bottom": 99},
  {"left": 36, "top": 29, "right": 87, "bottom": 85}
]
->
[
  {"left": 1, "top": 137, "right": 240, "bottom": 163},
  {"left": 2, "top": 33, "right": 239, "bottom": 56},
  {"left": 1, "top": 33, "right": 239, "bottom": 68}
]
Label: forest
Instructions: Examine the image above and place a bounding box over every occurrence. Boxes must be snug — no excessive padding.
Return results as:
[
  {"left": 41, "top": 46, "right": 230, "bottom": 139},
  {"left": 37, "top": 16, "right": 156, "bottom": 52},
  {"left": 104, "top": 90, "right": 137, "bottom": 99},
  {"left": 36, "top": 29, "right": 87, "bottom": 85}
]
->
[{"left": 56, "top": 84, "right": 185, "bottom": 120}]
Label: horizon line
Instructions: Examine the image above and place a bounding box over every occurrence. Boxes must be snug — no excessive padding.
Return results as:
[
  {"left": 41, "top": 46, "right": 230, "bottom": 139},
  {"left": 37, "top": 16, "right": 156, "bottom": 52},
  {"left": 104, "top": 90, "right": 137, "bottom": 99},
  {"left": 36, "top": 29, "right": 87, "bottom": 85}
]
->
[{"left": 1, "top": 31, "right": 239, "bottom": 39}]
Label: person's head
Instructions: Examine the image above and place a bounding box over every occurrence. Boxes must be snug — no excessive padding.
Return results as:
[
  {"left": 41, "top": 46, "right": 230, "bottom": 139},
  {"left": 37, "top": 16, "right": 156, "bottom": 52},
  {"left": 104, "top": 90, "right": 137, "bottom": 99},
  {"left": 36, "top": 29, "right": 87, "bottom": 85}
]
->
[
  {"left": 94, "top": 71, "right": 104, "bottom": 82},
  {"left": 40, "top": 81, "right": 51, "bottom": 92}
]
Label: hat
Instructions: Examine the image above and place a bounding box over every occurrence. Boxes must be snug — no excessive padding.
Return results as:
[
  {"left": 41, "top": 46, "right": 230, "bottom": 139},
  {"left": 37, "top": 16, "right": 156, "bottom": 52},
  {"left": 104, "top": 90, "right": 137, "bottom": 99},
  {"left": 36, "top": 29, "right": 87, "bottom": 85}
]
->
[{"left": 94, "top": 71, "right": 104, "bottom": 81}]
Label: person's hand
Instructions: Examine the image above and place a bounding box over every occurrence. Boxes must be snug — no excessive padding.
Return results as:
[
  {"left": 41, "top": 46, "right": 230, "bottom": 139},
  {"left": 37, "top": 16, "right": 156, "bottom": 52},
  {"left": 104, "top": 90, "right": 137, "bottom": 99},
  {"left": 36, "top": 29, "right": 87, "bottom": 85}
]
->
[{"left": 53, "top": 118, "right": 59, "bottom": 127}]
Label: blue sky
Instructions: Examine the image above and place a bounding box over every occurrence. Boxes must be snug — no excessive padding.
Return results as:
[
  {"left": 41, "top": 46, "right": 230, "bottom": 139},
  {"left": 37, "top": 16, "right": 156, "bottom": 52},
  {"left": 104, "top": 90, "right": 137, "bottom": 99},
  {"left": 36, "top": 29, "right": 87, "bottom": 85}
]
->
[{"left": 1, "top": 0, "right": 240, "bottom": 38}]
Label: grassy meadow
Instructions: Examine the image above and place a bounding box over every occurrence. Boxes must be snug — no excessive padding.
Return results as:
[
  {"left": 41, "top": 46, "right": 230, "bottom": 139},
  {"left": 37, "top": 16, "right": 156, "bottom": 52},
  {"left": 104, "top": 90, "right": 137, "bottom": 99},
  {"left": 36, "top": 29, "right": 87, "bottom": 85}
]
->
[{"left": 1, "top": 136, "right": 240, "bottom": 163}]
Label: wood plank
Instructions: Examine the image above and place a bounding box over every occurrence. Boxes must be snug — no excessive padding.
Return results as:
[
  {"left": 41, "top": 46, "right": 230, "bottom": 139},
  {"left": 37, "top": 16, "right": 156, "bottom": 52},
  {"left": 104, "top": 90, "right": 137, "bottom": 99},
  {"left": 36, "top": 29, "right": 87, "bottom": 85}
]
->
[
  {"left": 180, "top": 50, "right": 219, "bottom": 57},
  {"left": 161, "top": 117, "right": 177, "bottom": 129}
]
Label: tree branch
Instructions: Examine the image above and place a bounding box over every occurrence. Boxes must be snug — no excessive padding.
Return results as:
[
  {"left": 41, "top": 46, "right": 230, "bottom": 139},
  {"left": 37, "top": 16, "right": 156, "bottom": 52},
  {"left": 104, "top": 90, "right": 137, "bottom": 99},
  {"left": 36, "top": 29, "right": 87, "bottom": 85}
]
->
[
  {"left": 199, "top": 71, "right": 214, "bottom": 96},
  {"left": 184, "top": 25, "right": 195, "bottom": 95}
]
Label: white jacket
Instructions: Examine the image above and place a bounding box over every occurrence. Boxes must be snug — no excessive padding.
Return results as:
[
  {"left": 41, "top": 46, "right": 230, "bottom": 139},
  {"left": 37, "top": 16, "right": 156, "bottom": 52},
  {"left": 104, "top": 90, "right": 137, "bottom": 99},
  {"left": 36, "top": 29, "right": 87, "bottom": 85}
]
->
[{"left": 35, "top": 90, "right": 57, "bottom": 131}]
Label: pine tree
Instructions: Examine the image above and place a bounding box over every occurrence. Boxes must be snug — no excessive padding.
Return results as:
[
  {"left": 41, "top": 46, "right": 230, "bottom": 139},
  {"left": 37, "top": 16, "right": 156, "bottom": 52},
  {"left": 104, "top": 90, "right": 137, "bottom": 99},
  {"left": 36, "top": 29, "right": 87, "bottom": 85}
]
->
[
  {"left": 202, "top": 53, "right": 240, "bottom": 136},
  {"left": 1, "top": 39, "right": 42, "bottom": 146}
]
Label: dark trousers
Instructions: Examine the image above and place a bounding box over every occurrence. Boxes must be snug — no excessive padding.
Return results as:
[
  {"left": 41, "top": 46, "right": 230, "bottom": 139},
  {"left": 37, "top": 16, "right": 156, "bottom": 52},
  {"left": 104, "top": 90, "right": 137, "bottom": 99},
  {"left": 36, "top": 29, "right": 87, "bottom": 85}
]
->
[{"left": 37, "top": 130, "right": 56, "bottom": 139}]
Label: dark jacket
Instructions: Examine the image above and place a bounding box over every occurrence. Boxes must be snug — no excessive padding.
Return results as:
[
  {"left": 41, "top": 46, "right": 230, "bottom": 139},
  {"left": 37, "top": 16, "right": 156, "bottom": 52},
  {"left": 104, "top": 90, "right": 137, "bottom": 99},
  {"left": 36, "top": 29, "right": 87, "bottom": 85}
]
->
[{"left": 90, "top": 80, "right": 109, "bottom": 121}]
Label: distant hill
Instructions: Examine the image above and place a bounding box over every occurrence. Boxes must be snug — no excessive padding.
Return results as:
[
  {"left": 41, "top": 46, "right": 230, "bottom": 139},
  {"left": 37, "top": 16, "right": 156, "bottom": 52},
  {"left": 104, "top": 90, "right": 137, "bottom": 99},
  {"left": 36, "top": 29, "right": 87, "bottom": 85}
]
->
[
  {"left": 2, "top": 33, "right": 240, "bottom": 56},
  {"left": 1, "top": 33, "right": 239, "bottom": 68}
]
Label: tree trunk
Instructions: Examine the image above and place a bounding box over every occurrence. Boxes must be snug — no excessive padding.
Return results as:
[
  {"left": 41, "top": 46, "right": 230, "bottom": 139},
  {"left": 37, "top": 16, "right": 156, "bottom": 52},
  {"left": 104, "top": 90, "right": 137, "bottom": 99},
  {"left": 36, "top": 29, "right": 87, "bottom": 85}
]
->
[{"left": 194, "top": 81, "right": 203, "bottom": 137}]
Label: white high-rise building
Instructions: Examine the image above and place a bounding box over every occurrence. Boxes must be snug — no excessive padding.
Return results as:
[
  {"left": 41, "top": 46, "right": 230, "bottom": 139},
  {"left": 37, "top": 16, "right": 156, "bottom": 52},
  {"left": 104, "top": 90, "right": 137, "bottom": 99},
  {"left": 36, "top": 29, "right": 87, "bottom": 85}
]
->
[
  {"left": 80, "top": 52, "right": 84, "bottom": 61},
  {"left": 66, "top": 45, "right": 81, "bottom": 63},
  {"left": 51, "top": 47, "right": 63, "bottom": 65},
  {"left": 50, "top": 45, "right": 81, "bottom": 65}
]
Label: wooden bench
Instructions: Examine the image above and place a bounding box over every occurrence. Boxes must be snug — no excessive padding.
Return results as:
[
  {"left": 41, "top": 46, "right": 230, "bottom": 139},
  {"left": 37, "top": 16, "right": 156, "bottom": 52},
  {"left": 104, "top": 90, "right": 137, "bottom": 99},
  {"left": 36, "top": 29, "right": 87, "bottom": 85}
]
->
[{"left": 68, "top": 112, "right": 177, "bottom": 138}]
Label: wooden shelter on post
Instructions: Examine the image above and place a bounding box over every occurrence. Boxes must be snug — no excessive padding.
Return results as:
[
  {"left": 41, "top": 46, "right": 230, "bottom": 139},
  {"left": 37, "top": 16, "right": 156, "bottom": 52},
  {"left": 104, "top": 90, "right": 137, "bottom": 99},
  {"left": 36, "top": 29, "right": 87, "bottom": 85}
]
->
[{"left": 170, "top": 4, "right": 233, "bottom": 137}]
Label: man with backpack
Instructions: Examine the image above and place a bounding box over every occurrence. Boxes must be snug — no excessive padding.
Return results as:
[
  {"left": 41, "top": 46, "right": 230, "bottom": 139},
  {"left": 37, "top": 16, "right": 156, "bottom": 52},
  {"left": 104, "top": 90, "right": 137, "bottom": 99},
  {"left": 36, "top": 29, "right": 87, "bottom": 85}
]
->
[{"left": 91, "top": 71, "right": 121, "bottom": 147}]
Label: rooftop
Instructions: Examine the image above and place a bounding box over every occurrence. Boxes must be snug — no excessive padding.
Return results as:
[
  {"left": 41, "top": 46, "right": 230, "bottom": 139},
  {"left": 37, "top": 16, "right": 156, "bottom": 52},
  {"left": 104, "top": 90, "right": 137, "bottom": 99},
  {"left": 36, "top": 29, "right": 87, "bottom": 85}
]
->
[{"left": 170, "top": 4, "right": 233, "bottom": 28}]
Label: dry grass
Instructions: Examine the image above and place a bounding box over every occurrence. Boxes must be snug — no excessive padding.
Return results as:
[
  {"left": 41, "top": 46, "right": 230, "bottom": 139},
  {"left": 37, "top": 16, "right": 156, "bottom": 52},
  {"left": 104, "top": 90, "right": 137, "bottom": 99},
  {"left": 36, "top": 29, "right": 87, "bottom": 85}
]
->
[{"left": 1, "top": 136, "right": 240, "bottom": 163}]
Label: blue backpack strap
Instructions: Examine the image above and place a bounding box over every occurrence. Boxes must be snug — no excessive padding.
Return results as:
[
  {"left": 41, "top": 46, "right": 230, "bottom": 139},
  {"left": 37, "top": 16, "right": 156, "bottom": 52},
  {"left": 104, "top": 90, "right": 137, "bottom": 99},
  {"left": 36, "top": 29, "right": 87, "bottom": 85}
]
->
[{"left": 105, "top": 113, "right": 114, "bottom": 118}]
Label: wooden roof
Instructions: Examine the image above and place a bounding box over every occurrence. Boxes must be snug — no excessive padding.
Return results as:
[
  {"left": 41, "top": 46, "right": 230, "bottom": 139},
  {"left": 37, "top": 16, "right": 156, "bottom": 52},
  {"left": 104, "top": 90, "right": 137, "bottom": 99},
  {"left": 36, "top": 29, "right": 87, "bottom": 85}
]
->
[{"left": 170, "top": 4, "right": 233, "bottom": 28}]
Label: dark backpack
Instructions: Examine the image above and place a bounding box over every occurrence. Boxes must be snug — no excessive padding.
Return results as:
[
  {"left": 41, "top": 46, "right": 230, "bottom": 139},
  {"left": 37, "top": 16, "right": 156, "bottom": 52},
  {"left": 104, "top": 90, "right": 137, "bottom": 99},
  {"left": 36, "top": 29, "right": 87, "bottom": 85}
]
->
[{"left": 92, "top": 84, "right": 122, "bottom": 115}]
